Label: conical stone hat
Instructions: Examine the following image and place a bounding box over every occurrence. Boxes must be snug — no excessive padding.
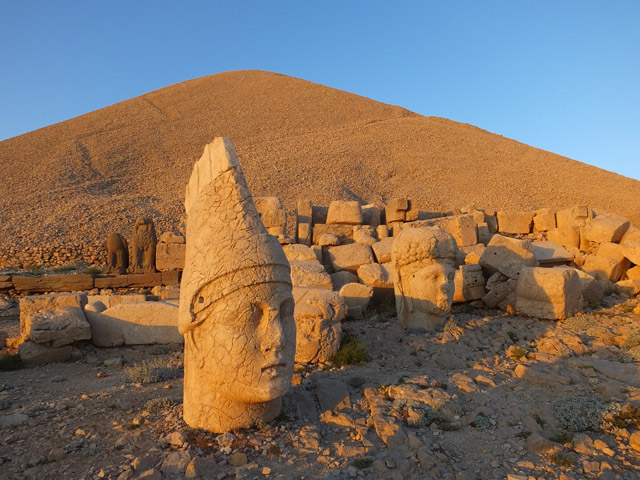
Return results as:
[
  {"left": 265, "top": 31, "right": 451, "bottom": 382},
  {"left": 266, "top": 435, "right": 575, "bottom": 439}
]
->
[{"left": 178, "top": 137, "right": 291, "bottom": 334}]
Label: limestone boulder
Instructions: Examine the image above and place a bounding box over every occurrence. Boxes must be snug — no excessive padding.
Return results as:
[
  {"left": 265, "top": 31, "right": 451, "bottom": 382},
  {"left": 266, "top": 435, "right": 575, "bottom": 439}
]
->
[
  {"left": 289, "top": 260, "right": 332, "bottom": 290},
  {"left": 556, "top": 267, "right": 605, "bottom": 307},
  {"left": 385, "top": 198, "right": 410, "bottom": 223},
  {"left": 372, "top": 237, "right": 393, "bottom": 263},
  {"left": 531, "top": 240, "right": 574, "bottom": 265},
  {"left": 330, "top": 271, "right": 358, "bottom": 291},
  {"left": 622, "top": 241, "right": 640, "bottom": 265},
  {"left": 254, "top": 196, "right": 287, "bottom": 235},
  {"left": 283, "top": 244, "right": 318, "bottom": 262},
  {"left": 339, "top": 283, "right": 374, "bottom": 318},
  {"left": 556, "top": 205, "right": 592, "bottom": 229},
  {"left": 353, "top": 225, "right": 377, "bottom": 245},
  {"left": 86, "top": 294, "right": 149, "bottom": 309},
  {"left": 297, "top": 222, "right": 312, "bottom": 246},
  {"left": 461, "top": 244, "right": 486, "bottom": 265},
  {"left": 327, "top": 243, "right": 375, "bottom": 273},
  {"left": 453, "top": 264, "right": 486, "bottom": 302},
  {"left": 583, "top": 213, "right": 629, "bottom": 244},
  {"left": 479, "top": 234, "right": 539, "bottom": 275},
  {"left": 533, "top": 208, "right": 556, "bottom": 232},
  {"left": 326, "top": 201, "right": 363, "bottom": 225},
  {"left": 18, "top": 341, "right": 72, "bottom": 366},
  {"left": 616, "top": 279, "right": 640, "bottom": 297},
  {"left": 87, "top": 300, "right": 182, "bottom": 347},
  {"left": 621, "top": 226, "right": 640, "bottom": 245},
  {"left": 627, "top": 266, "right": 640, "bottom": 280},
  {"left": 312, "top": 224, "right": 353, "bottom": 244},
  {"left": 156, "top": 243, "right": 186, "bottom": 271},
  {"left": 159, "top": 231, "right": 185, "bottom": 244},
  {"left": 546, "top": 226, "right": 580, "bottom": 249},
  {"left": 410, "top": 215, "right": 477, "bottom": 247},
  {"left": 357, "top": 263, "right": 393, "bottom": 289},
  {"left": 20, "top": 293, "right": 88, "bottom": 341},
  {"left": 583, "top": 243, "right": 631, "bottom": 282},
  {"left": 292, "top": 287, "right": 346, "bottom": 364},
  {"left": 497, "top": 211, "right": 533, "bottom": 234},
  {"left": 26, "top": 306, "right": 91, "bottom": 347},
  {"left": 361, "top": 204, "right": 381, "bottom": 228},
  {"left": 482, "top": 273, "right": 518, "bottom": 310},
  {"left": 516, "top": 267, "right": 583, "bottom": 320},
  {"left": 318, "top": 233, "right": 340, "bottom": 246},
  {"left": 13, "top": 274, "right": 94, "bottom": 293}
]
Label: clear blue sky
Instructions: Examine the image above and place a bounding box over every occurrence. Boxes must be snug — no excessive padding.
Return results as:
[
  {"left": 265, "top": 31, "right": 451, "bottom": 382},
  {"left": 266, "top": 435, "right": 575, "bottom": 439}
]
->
[{"left": 1, "top": 1, "right": 638, "bottom": 180}]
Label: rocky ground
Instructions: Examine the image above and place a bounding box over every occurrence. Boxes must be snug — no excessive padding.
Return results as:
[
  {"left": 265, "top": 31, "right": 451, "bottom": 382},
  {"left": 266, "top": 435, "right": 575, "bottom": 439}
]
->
[{"left": 2, "top": 295, "right": 640, "bottom": 480}]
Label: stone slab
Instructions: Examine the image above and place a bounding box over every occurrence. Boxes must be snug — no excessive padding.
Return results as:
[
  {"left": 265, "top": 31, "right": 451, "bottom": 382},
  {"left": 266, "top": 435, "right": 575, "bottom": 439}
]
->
[{"left": 13, "top": 274, "right": 94, "bottom": 293}]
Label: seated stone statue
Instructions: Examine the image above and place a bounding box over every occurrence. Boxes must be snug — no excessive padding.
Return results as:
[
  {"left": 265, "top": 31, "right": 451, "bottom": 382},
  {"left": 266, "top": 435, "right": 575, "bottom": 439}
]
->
[
  {"left": 178, "top": 138, "right": 295, "bottom": 433},
  {"left": 391, "top": 227, "right": 458, "bottom": 330},
  {"left": 129, "top": 217, "right": 157, "bottom": 273}
]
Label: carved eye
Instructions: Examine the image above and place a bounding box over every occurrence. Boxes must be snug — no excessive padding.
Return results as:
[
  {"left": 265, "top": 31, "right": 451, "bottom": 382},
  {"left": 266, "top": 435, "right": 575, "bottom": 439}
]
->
[{"left": 250, "top": 303, "right": 266, "bottom": 324}]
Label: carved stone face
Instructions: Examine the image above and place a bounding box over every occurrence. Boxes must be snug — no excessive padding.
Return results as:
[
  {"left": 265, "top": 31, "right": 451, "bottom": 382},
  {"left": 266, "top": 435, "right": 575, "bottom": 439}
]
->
[
  {"left": 403, "top": 263, "right": 456, "bottom": 316},
  {"left": 189, "top": 281, "right": 295, "bottom": 403}
]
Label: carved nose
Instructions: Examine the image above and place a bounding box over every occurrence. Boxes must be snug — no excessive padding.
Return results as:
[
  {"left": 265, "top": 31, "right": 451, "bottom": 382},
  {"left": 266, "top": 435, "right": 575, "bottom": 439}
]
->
[{"left": 261, "top": 311, "right": 285, "bottom": 353}]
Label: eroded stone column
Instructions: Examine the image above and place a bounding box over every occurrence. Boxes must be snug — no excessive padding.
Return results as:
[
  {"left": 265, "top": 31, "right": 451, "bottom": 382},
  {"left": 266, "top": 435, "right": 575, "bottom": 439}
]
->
[{"left": 179, "top": 137, "right": 295, "bottom": 432}]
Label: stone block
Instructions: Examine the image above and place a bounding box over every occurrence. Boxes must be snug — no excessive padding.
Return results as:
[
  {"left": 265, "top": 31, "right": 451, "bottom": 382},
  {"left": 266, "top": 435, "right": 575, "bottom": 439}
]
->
[
  {"left": 327, "top": 243, "right": 375, "bottom": 273},
  {"left": 86, "top": 294, "right": 150, "bottom": 309},
  {"left": 353, "top": 225, "right": 377, "bottom": 245},
  {"left": 546, "top": 226, "right": 580, "bottom": 249},
  {"left": 627, "top": 266, "right": 640, "bottom": 280},
  {"left": 555, "top": 267, "right": 605, "bottom": 307},
  {"left": 159, "top": 231, "right": 185, "bottom": 244},
  {"left": 361, "top": 204, "right": 381, "bottom": 228},
  {"left": 556, "top": 205, "right": 592, "bottom": 228},
  {"left": 18, "top": 341, "right": 72, "bottom": 366},
  {"left": 13, "top": 274, "right": 94, "bottom": 293},
  {"left": 297, "top": 222, "right": 312, "bottom": 246},
  {"left": 326, "top": 201, "right": 363, "bottom": 225},
  {"left": 86, "top": 300, "right": 182, "bottom": 347},
  {"left": 0, "top": 275, "right": 12, "bottom": 290},
  {"left": 496, "top": 211, "right": 533, "bottom": 235},
  {"left": 476, "top": 223, "right": 493, "bottom": 245},
  {"left": 479, "top": 234, "right": 539, "bottom": 275},
  {"left": 410, "top": 215, "right": 477, "bottom": 247},
  {"left": 20, "top": 293, "right": 88, "bottom": 340},
  {"left": 372, "top": 237, "right": 394, "bottom": 263},
  {"left": 377, "top": 225, "right": 390, "bottom": 239},
  {"left": 583, "top": 213, "right": 629, "bottom": 244},
  {"left": 357, "top": 263, "right": 393, "bottom": 289},
  {"left": 385, "top": 198, "right": 409, "bottom": 223},
  {"left": 531, "top": 240, "right": 574, "bottom": 265},
  {"left": 156, "top": 243, "right": 186, "bottom": 271},
  {"left": 312, "top": 224, "right": 353, "bottom": 244},
  {"left": 254, "top": 196, "right": 287, "bottom": 229},
  {"left": 296, "top": 199, "right": 313, "bottom": 225},
  {"left": 283, "top": 244, "right": 317, "bottom": 261},
  {"left": 482, "top": 273, "right": 518, "bottom": 310},
  {"left": 453, "top": 264, "right": 486, "bottom": 302},
  {"left": 161, "top": 270, "right": 181, "bottom": 286},
  {"left": 583, "top": 242, "right": 630, "bottom": 282},
  {"left": 621, "top": 226, "right": 640, "bottom": 245},
  {"left": 312, "top": 205, "right": 329, "bottom": 225},
  {"left": 94, "top": 273, "right": 164, "bottom": 289},
  {"left": 461, "top": 244, "right": 486, "bottom": 265},
  {"left": 616, "top": 279, "right": 640, "bottom": 297},
  {"left": 27, "top": 306, "right": 91, "bottom": 347},
  {"left": 339, "top": 283, "right": 373, "bottom": 318},
  {"left": 318, "top": 234, "right": 340, "bottom": 246},
  {"left": 516, "top": 267, "right": 583, "bottom": 320},
  {"left": 290, "top": 260, "right": 332, "bottom": 290},
  {"left": 331, "top": 271, "right": 358, "bottom": 291},
  {"left": 293, "top": 287, "right": 346, "bottom": 364},
  {"left": 533, "top": 208, "right": 556, "bottom": 232},
  {"left": 622, "top": 241, "right": 640, "bottom": 265}
]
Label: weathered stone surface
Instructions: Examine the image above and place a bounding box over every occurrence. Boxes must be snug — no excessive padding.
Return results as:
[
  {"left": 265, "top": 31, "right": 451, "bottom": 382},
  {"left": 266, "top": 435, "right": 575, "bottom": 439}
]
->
[
  {"left": 385, "top": 198, "right": 410, "bottom": 223},
  {"left": 296, "top": 199, "right": 313, "bottom": 225},
  {"left": 318, "top": 233, "right": 340, "bottom": 246},
  {"left": 13, "top": 274, "right": 94, "bottom": 293},
  {"left": 533, "top": 208, "right": 556, "bottom": 232},
  {"left": 20, "top": 293, "right": 88, "bottom": 340},
  {"left": 621, "top": 225, "right": 640, "bottom": 245},
  {"left": 482, "top": 273, "right": 517, "bottom": 310},
  {"left": 453, "top": 264, "right": 486, "bottom": 302},
  {"left": 372, "top": 237, "right": 393, "bottom": 263},
  {"left": 94, "top": 273, "right": 164, "bottom": 289},
  {"left": 357, "top": 263, "right": 393, "bottom": 288},
  {"left": 27, "top": 306, "right": 91, "bottom": 347},
  {"left": 0, "top": 275, "right": 12, "bottom": 290},
  {"left": 361, "top": 204, "right": 381, "bottom": 228},
  {"left": 622, "top": 240, "right": 640, "bottom": 265},
  {"left": 496, "top": 211, "right": 533, "bottom": 234},
  {"left": 556, "top": 205, "right": 592, "bottom": 228},
  {"left": 339, "top": 282, "right": 373, "bottom": 318},
  {"left": 392, "top": 227, "right": 457, "bottom": 330},
  {"left": 255, "top": 196, "right": 287, "bottom": 235},
  {"left": 130, "top": 217, "right": 157, "bottom": 274},
  {"left": 546, "top": 226, "right": 580, "bottom": 249},
  {"left": 316, "top": 378, "right": 351, "bottom": 412},
  {"left": 156, "top": 243, "right": 186, "bottom": 271},
  {"left": 461, "top": 244, "right": 486, "bottom": 265},
  {"left": 352, "top": 225, "right": 377, "bottom": 245},
  {"left": 330, "top": 271, "right": 358, "bottom": 291},
  {"left": 312, "top": 223, "right": 353, "bottom": 244},
  {"left": 410, "top": 215, "right": 477, "bottom": 247},
  {"left": 479, "top": 234, "right": 539, "bottom": 275},
  {"left": 296, "top": 222, "right": 312, "bottom": 246},
  {"left": 327, "top": 243, "right": 375, "bottom": 273},
  {"left": 289, "top": 260, "right": 332, "bottom": 290},
  {"left": 283, "top": 244, "right": 317, "bottom": 262},
  {"left": 312, "top": 205, "right": 329, "bottom": 225},
  {"left": 556, "top": 267, "right": 605, "bottom": 307},
  {"left": 160, "top": 231, "right": 185, "bottom": 244},
  {"left": 627, "top": 266, "right": 640, "bottom": 280},
  {"left": 178, "top": 138, "right": 295, "bottom": 433},
  {"left": 531, "top": 240, "right": 574, "bottom": 265},
  {"left": 583, "top": 213, "right": 629, "bottom": 244},
  {"left": 293, "top": 287, "right": 346, "bottom": 364},
  {"left": 377, "top": 225, "right": 390, "bottom": 239},
  {"left": 616, "top": 279, "right": 640, "bottom": 296},
  {"left": 104, "top": 233, "right": 129, "bottom": 275},
  {"left": 326, "top": 200, "right": 363, "bottom": 225},
  {"left": 18, "top": 341, "right": 72, "bottom": 366},
  {"left": 516, "top": 267, "right": 583, "bottom": 320},
  {"left": 87, "top": 300, "right": 181, "bottom": 347},
  {"left": 583, "top": 243, "right": 630, "bottom": 282}
]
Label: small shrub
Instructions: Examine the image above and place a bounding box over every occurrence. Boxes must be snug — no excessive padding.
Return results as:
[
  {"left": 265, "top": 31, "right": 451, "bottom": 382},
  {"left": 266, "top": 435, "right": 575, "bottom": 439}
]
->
[
  {"left": 83, "top": 266, "right": 102, "bottom": 275},
  {"left": 443, "top": 317, "right": 458, "bottom": 334},
  {"left": 123, "top": 358, "right": 181, "bottom": 384},
  {"left": 144, "top": 396, "right": 175, "bottom": 411},
  {"left": 26, "top": 265, "right": 43, "bottom": 275},
  {"left": 352, "top": 457, "right": 373, "bottom": 469},
  {"left": 549, "top": 452, "right": 575, "bottom": 468},
  {"left": 622, "top": 334, "right": 640, "bottom": 349},
  {"left": 554, "top": 396, "right": 608, "bottom": 431},
  {"left": 516, "top": 431, "right": 532, "bottom": 439},
  {"left": 550, "top": 431, "right": 574, "bottom": 445},
  {"left": 602, "top": 403, "right": 640, "bottom": 431},
  {"left": 506, "top": 345, "right": 528, "bottom": 361},
  {"left": 124, "top": 423, "right": 141, "bottom": 431},
  {"left": 331, "top": 332, "right": 367, "bottom": 367},
  {"left": 0, "top": 354, "right": 23, "bottom": 371},
  {"left": 53, "top": 263, "right": 77, "bottom": 273},
  {"left": 507, "top": 331, "right": 519, "bottom": 342}
]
